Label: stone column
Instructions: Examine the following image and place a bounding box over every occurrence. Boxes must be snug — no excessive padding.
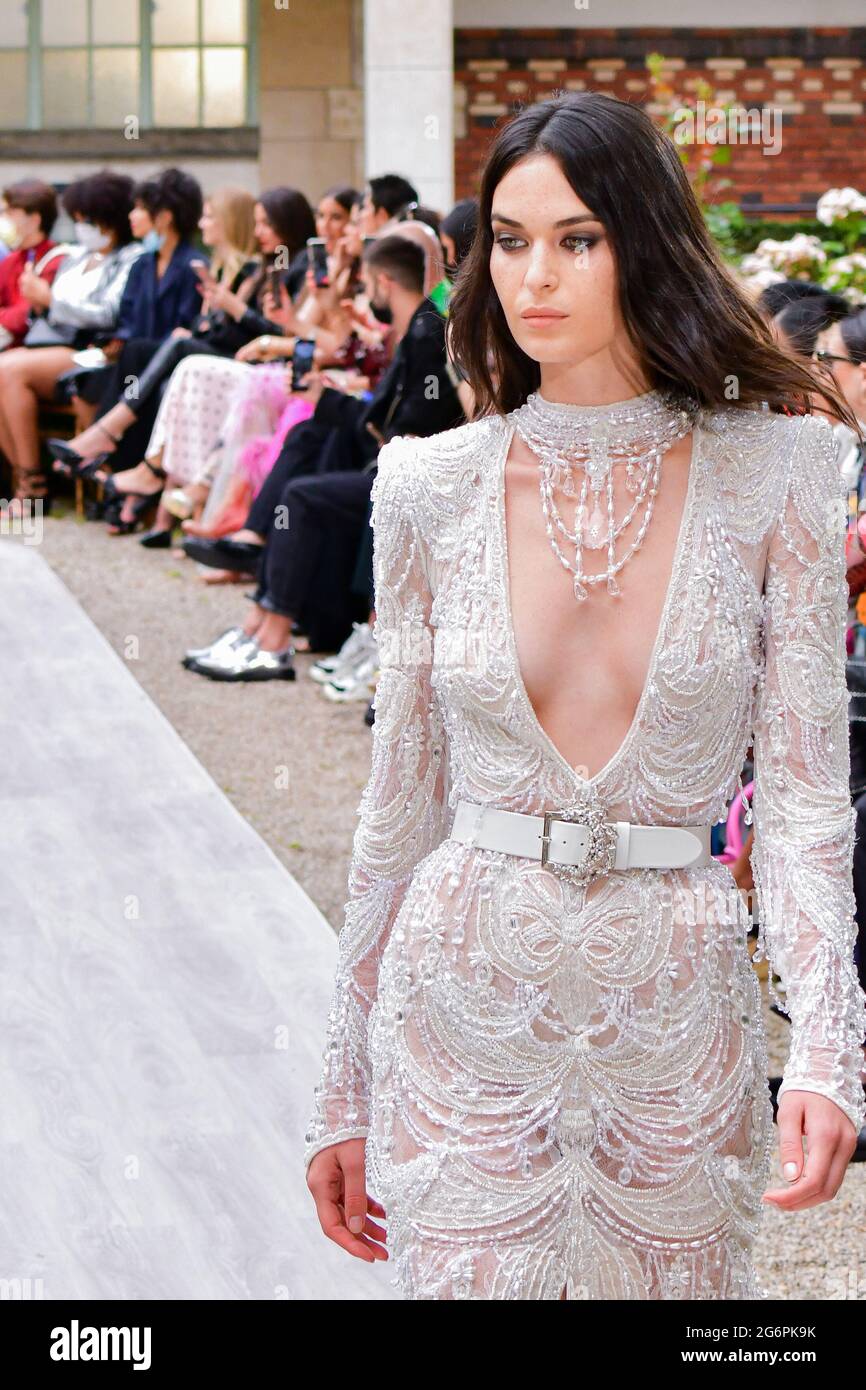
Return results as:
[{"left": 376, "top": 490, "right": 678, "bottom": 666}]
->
[{"left": 363, "top": 0, "right": 454, "bottom": 212}]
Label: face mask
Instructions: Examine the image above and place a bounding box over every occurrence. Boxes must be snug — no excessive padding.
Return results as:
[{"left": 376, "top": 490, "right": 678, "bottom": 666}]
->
[
  {"left": 140, "top": 229, "right": 165, "bottom": 253},
  {"left": 0, "top": 215, "right": 20, "bottom": 249},
  {"left": 75, "top": 222, "right": 110, "bottom": 252}
]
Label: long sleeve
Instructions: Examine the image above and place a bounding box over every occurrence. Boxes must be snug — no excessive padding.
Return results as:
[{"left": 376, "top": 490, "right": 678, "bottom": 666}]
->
[
  {"left": 49, "top": 243, "right": 142, "bottom": 331},
  {"left": 303, "top": 435, "right": 452, "bottom": 1172},
  {"left": 750, "top": 411, "right": 866, "bottom": 1135},
  {"left": 113, "top": 253, "right": 147, "bottom": 339}
]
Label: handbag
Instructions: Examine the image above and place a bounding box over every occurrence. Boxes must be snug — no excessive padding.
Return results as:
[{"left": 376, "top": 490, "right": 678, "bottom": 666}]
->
[{"left": 23, "top": 315, "right": 77, "bottom": 348}]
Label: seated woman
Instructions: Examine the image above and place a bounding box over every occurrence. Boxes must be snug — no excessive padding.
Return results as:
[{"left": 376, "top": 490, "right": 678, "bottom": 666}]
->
[
  {"left": 176, "top": 216, "right": 446, "bottom": 565},
  {"left": 0, "top": 179, "right": 65, "bottom": 351},
  {"left": 0, "top": 170, "right": 141, "bottom": 512},
  {"left": 93, "top": 186, "right": 360, "bottom": 542},
  {"left": 51, "top": 186, "right": 316, "bottom": 501},
  {"left": 49, "top": 178, "right": 255, "bottom": 484}
]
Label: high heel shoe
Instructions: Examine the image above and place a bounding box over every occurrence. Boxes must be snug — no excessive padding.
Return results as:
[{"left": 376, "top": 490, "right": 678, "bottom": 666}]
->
[
  {"left": 49, "top": 443, "right": 113, "bottom": 481},
  {"left": 102, "top": 457, "right": 167, "bottom": 498},
  {"left": 47, "top": 421, "right": 121, "bottom": 477},
  {"left": 106, "top": 493, "right": 156, "bottom": 536}
]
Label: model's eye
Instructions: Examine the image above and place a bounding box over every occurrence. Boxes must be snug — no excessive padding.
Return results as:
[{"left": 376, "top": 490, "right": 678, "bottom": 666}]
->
[
  {"left": 493, "top": 233, "right": 525, "bottom": 252},
  {"left": 564, "top": 235, "right": 598, "bottom": 253}
]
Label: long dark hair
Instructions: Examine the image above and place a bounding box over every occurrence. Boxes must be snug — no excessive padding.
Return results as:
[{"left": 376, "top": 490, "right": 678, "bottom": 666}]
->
[
  {"left": 448, "top": 92, "right": 861, "bottom": 437},
  {"left": 259, "top": 186, "right": 316, "bottom": 262},
  {"left": 840, "top": 307, "right": 866, "bottom": 365}
]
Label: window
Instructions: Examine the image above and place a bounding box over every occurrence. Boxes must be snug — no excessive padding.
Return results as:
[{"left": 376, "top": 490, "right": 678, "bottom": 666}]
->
[{"left": 1, "top": 0, "right": 256, "bottom": 131}]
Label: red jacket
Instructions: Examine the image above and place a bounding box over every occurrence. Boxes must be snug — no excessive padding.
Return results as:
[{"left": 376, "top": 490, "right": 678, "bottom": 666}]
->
[{"left": 0, "top": 238, "right": 63, "bottom": 345}]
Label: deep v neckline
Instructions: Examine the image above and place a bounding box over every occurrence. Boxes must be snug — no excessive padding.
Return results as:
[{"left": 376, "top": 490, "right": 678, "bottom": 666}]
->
[{"left": 494, "top": 417, "right": 702, "bottom": 790}]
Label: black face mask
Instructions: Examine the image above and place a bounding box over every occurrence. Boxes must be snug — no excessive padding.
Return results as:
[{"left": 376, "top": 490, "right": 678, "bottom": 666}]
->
[{"left": 369, "top": 299, "right": 393, "bottom": 324}]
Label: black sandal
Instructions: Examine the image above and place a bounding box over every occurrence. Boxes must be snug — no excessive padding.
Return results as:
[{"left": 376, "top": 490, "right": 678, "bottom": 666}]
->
[
  {"left": 100, "top": 457, "right": 167, "bottom": 500},
  {"left": 47, "top": 421, "right": 122, "bottom": 477},
  {"left": 106, "top": 494, "right": 157, "bottom": 536}
]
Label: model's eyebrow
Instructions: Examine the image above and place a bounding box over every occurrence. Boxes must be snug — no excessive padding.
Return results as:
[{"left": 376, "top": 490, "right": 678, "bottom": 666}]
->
[{"left": 490, "top": 212, "right": 601, "bottom": 228}]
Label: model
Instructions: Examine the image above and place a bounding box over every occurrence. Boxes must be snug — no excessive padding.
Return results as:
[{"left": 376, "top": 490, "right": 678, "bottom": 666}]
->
[{"left": 304, "top": 91, "right": 866, "bottom": 1300}]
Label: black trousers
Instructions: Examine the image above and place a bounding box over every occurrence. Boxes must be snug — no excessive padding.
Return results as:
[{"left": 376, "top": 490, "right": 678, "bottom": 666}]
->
[
  {"left": 256, "top": 469, "right": 375, "bottom": 652},
  {"left": 245, "top": 415, "right": 335, "bottom": 538},
  {"left": 257, "top": 469, "right": 372, "bottom": 617}
]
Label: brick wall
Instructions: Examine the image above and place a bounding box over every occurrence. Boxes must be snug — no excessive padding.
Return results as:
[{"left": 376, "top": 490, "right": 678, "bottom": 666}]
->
[{"left": 454, "top": 27, "right": 866, "bottom": 216}]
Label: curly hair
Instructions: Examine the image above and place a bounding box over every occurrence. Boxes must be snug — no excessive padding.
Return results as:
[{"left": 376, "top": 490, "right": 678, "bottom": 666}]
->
[
  {"left": 70, "top": 169, "right": 135, "bottom": 246},
  {"left": 135, "top": 166, "right": 204, "bottom": 242}
]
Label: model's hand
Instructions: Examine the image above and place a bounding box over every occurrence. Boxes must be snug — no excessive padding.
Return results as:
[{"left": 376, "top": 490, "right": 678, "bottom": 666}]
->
[
  {"left": 306, "top": 1138, "right": 388, "bottom": 1262},
  {"left": 762, "top": 1091, "right": 858, "bottom": 1211}
]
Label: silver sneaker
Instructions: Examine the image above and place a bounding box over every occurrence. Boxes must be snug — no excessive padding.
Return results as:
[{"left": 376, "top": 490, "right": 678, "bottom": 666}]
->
[
  {"left": 182, "top": 625, "right": 247, "bottom": 668},
  {"left": 321, "top": 649, "right": 379, "bottom": 702},
  {"left": 309, "top": 621, "right": 373, "bottom": 684},
  {"left": 198, "top": 639, "right": 297, "bottom": 682},
  {"left": 188, "top": 633, "right": 260, "bottom": 675}
]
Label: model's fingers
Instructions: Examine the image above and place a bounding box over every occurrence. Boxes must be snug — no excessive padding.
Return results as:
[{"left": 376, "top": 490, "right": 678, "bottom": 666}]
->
[
  {"left": 763, "top": 1110, "right": 839, "bottom": 1209},
  {"left": 317, "top": 1195, "right": 377, "bottom": 1262},
  {"left": 340, "top": 1147, "right": 370, "bottom": 1236}
]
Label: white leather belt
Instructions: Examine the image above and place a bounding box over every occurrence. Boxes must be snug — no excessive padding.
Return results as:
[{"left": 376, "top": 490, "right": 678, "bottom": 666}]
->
[{"left": 449, "top": 798, "right": 713, "bottom": 887}]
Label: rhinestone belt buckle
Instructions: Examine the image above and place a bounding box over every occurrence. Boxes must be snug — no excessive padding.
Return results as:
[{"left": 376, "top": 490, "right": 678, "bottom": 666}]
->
[{"left": 539, "top": 802, "right": 618, "bottom": 886}]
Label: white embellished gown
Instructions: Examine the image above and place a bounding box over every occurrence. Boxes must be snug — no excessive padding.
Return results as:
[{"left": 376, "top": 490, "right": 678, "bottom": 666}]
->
[{"left": 303, "top": 399, "right": 866, "bottom": 1301}]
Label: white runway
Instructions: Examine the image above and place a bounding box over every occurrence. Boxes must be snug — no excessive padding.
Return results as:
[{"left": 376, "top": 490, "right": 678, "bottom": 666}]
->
[{"left": 0, "top": 539, "right": 395, "bottom": 1300}]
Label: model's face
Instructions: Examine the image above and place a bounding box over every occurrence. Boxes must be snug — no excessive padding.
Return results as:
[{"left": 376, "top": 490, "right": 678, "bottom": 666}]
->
[
  {"left": 489, "top": 153, "right": 624, "bottom": 371},
  {"left": 316, "top": 196, "right": 349, "bottom": 248},
  {"left": 816, "top": 321, "right": 866, "bottom": 416}
]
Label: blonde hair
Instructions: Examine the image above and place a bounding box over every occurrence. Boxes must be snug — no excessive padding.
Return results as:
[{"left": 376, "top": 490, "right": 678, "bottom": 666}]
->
[{"left": 206, "top": 186, "right": 258, "bottom": 286}]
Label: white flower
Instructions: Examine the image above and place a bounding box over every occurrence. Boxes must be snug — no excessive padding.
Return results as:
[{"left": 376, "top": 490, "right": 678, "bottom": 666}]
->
[
  {"left": 816, "top": 186, "right": 866, "bottom": 226},
  {"left": 737, "top": 265, "right": 786, "bottom": 291},
  {"left": 826, "top": 252, "right": 866, "bottom": 276},
  {"left": 755, "top": 233, "right": 827, "bottom": 270}
]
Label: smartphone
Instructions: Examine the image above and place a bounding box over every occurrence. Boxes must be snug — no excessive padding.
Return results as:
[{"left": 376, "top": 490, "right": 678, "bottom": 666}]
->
[
  {"left": 291, "top": 337, "right": 316, "bottom": 391},
  {"left": 266, "top": 267, "right": 282, "bottom": 300},
  {"left": 306, "top": 237, "right": 330, "bottom": 288}
]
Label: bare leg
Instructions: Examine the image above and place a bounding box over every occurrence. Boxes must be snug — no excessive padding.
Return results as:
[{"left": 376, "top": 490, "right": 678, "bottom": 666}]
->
[
  {"left": 72, "top": 396, "right": 97, "bottom": 431},
  {"left": 254, "top": 612, "right": 294, "bottom": 652},
  {"left": 0, "top": 346, "right": 75, "bottom": 493},
  {"left": 99, "top": 448, "right": 166, "bottom": 496},
  {"left": 243, "top": 605, "right": 267, "bottom": 638},
  {"left": 67, "top": 400, "right": 137, "bottom": 459}
]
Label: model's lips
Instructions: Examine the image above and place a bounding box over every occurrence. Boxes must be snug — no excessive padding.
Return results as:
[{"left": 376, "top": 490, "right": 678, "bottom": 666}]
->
[{"left": 520, "top": 308, "right": 568, "bottom": 322}]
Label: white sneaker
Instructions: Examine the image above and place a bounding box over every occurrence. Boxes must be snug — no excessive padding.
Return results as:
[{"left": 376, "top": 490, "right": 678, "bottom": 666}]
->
[
  {"left": 182, "top": 625, "right": 246, "bottom": 668},
  {"left": 188, "top": 633, "right": 259, "bottom": 674},
  {"left": 309, "top": 621, "right": 373, "bottom": 684},
  {"left": 321, "top": 649, "right": 380, "bottom": 702}
]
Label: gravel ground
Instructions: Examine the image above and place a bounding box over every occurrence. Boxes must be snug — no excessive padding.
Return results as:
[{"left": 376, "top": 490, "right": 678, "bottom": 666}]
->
[{"left": 29, "top": 499, "right": 866, "bottom": 1301}]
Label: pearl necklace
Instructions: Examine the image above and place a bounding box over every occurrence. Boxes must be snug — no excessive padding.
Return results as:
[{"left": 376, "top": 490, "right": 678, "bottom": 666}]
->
[{"left": 508, "top": 387, "right": 700, "bottom": 601}]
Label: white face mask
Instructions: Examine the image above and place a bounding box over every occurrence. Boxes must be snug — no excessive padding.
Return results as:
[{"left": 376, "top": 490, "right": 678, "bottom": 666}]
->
[
  {"left": 0, "top": 214, "right": 21, "bottom": 249},
  {"left": 75, "top": 221, "right": 110, "bottom": 252}
]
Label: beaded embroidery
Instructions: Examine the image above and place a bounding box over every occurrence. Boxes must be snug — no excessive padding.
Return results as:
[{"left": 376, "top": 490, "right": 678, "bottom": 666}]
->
[{"left": 304, "top": 403, "right": 866, "bottom": 1300}]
